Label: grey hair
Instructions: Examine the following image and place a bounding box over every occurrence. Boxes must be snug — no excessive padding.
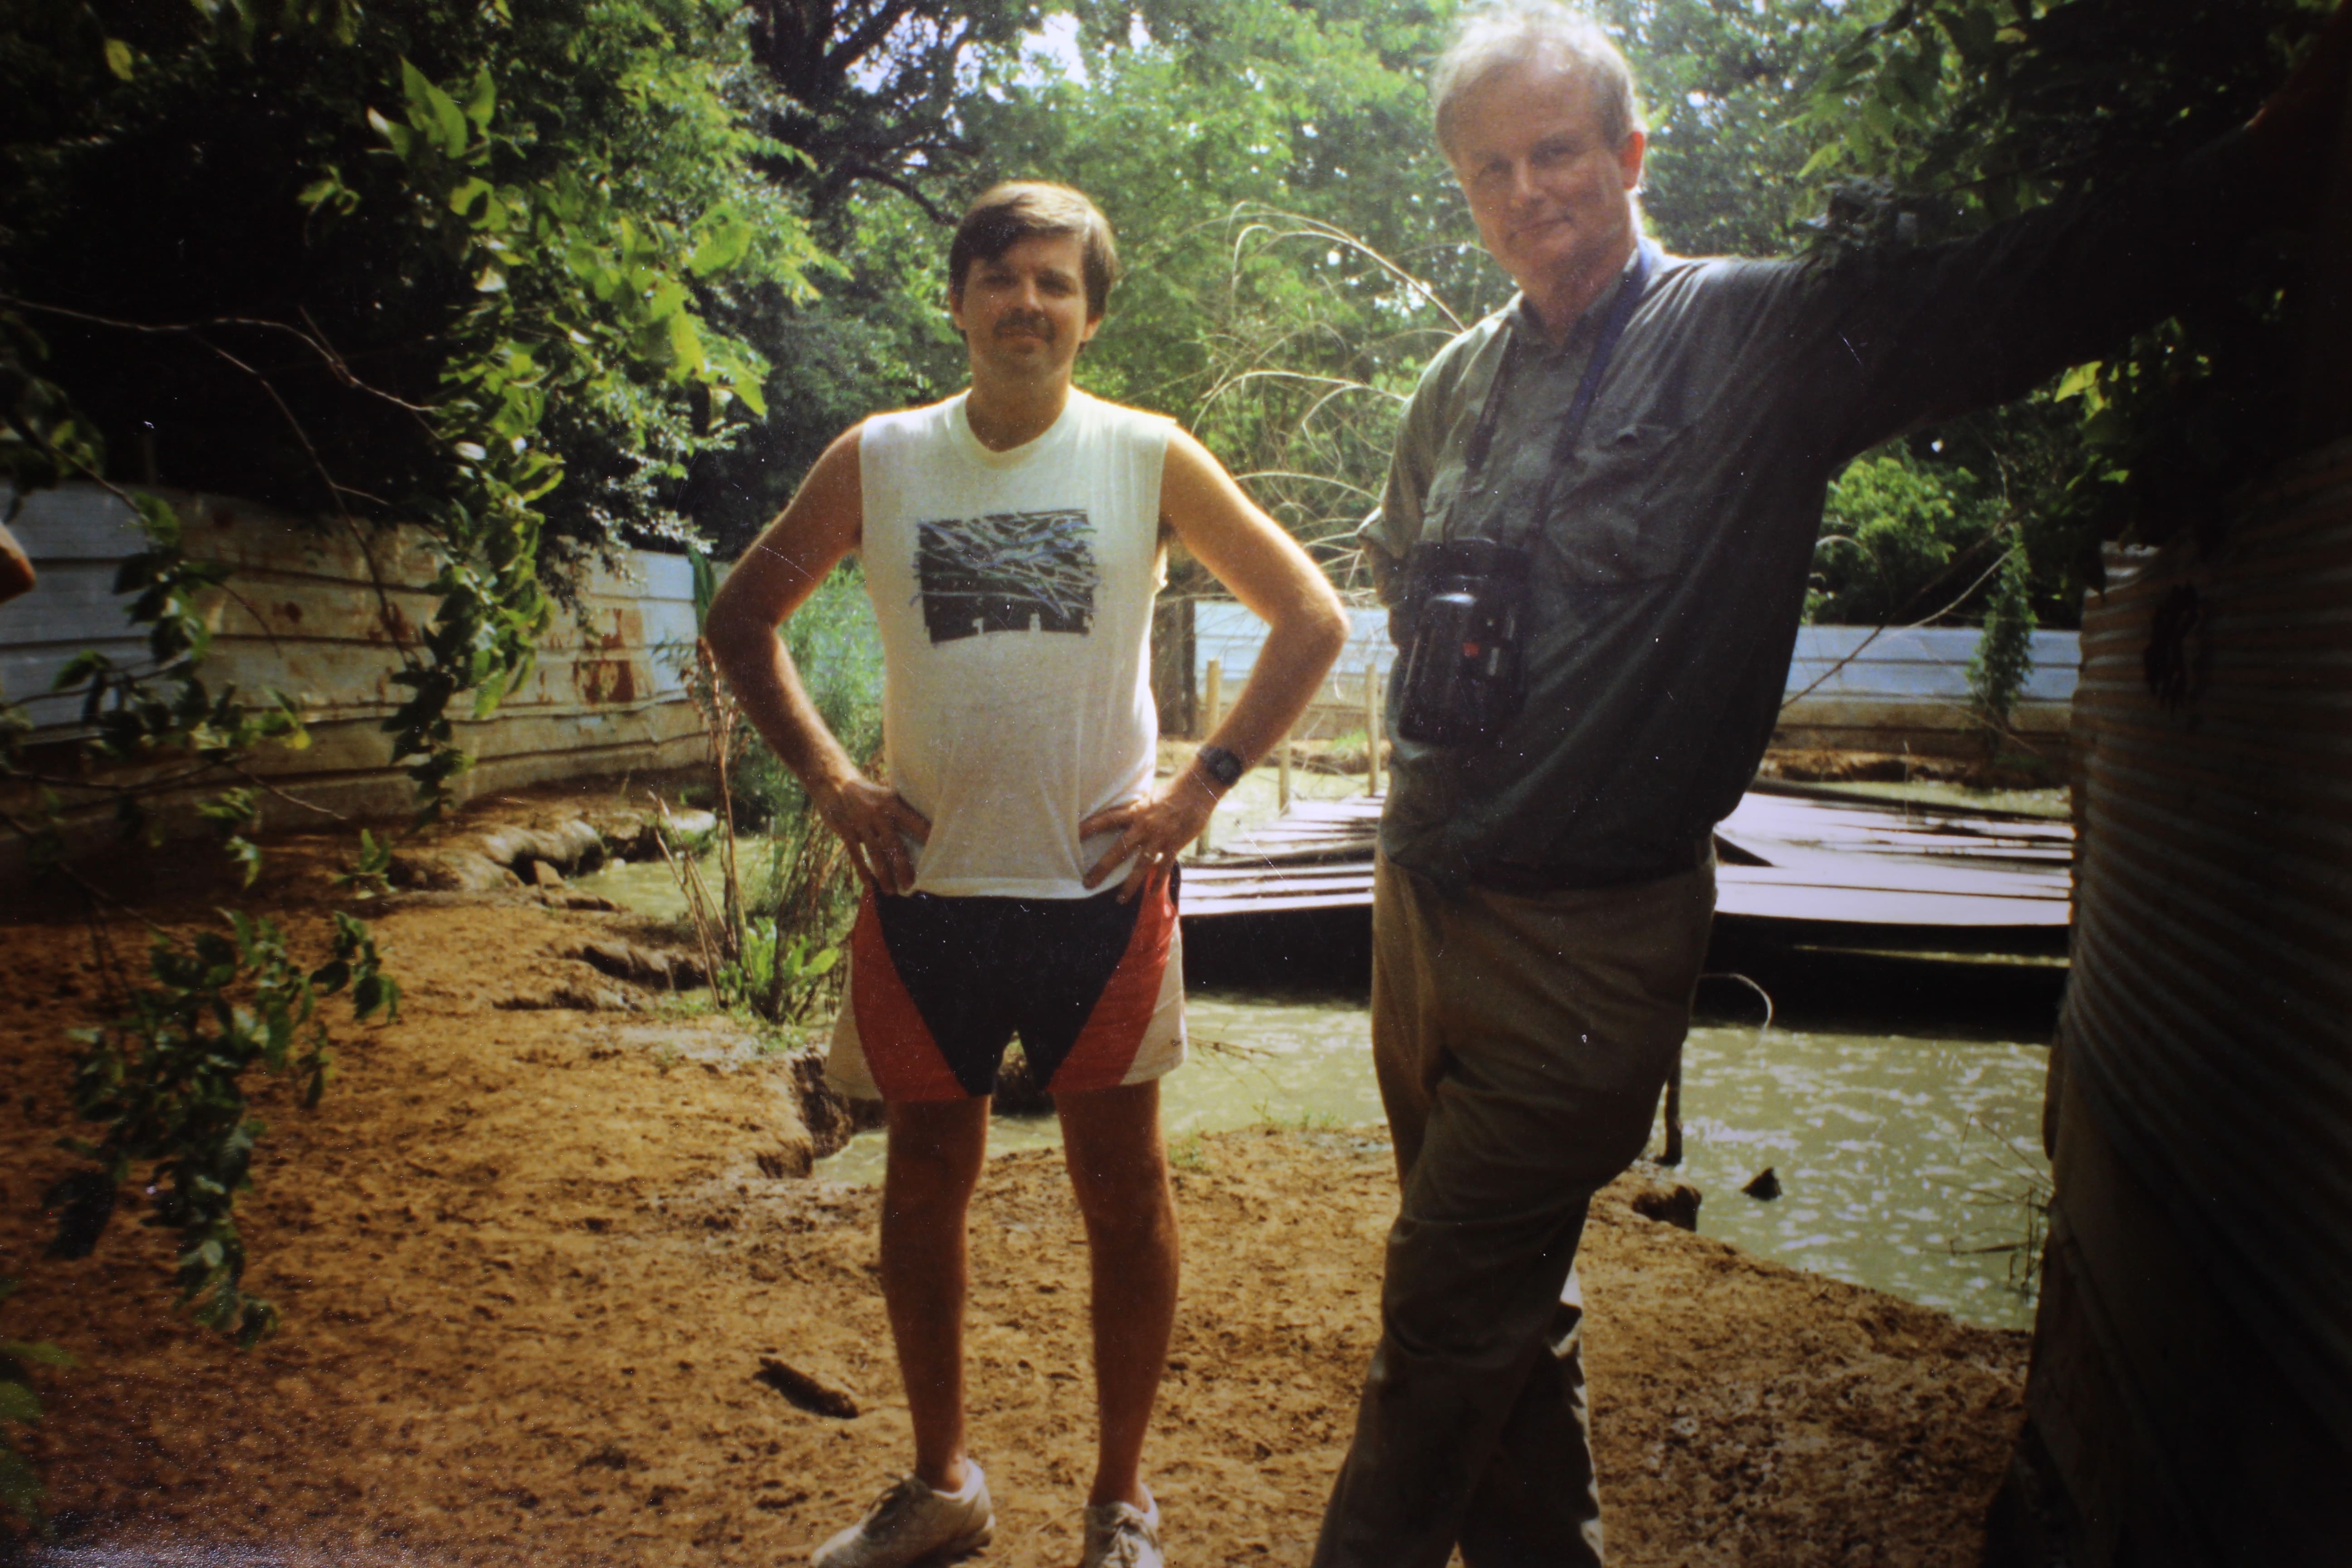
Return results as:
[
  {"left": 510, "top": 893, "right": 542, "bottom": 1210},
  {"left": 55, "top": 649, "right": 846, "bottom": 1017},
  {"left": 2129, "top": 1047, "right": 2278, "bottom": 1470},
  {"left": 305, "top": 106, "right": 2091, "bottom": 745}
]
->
[{"left": 1431, "top": 2, "right": 1645, "bottom": 161}]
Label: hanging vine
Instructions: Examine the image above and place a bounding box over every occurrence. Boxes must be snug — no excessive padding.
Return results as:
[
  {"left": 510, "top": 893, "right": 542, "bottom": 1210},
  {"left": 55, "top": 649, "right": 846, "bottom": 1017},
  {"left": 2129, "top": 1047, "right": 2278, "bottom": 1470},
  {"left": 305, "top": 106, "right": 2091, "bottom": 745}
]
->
[{"left": 0, "top": 4, "right": 828, "bottom": 1463}]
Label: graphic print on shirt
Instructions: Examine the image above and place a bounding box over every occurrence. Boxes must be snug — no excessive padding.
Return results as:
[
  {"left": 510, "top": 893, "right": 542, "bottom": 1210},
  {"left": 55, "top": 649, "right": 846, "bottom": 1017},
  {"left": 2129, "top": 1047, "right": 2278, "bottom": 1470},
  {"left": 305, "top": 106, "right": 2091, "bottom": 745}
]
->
[{"left": 915, "top": 509, "right": 1099, "bottom": 644}]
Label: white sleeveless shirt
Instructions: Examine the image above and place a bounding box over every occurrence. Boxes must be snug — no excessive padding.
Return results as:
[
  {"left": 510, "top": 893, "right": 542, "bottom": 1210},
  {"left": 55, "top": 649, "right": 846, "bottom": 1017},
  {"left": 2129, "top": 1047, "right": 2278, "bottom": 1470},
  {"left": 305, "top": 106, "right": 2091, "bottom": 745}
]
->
[{"left": 858, "top": 388, "right": 1172, "bottom": 898}]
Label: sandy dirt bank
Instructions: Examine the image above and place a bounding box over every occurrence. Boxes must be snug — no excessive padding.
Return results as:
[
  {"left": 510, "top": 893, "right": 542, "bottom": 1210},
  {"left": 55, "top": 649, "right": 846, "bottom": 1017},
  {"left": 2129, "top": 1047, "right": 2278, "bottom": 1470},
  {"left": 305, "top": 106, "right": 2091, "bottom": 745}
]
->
[{"left": 2, "top": 807, "right": 2025, "bottom": 1567}]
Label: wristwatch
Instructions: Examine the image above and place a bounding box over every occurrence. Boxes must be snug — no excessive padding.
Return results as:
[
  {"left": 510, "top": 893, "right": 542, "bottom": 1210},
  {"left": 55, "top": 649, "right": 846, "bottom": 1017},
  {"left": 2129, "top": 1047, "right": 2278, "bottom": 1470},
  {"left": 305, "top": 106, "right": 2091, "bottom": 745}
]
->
[{"left": 1195, "top": 744, "right": 1245, "bottom": 792}]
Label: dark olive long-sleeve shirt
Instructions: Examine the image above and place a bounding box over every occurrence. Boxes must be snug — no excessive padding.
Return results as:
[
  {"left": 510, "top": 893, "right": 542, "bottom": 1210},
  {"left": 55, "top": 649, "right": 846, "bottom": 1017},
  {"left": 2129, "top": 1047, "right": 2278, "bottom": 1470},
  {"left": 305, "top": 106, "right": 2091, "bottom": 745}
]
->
[{"left": 1362, "top": 130, "right": 2274, "bottom": 891}]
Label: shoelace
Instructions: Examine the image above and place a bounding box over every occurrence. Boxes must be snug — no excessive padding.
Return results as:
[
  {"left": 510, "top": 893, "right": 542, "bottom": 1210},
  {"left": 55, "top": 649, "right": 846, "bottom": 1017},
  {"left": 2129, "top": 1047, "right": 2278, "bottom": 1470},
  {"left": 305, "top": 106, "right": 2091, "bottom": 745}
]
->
[
  {"left": 865, "top": 1478, "right": 929, "bottom": 1531},
  {"left": 1091, "top": 1511, "right": 1154, "bottom": 1567}
]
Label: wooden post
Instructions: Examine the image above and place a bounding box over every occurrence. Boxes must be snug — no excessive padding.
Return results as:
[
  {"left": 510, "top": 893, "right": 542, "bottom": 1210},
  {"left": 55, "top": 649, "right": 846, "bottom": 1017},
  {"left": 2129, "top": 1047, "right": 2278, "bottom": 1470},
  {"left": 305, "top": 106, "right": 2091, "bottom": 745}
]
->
[
  {"left": 1278, "top": 730, "right": 1294, "bottom": 812},
  {"left": 1660, "top": 1050, "right": 1684, "bottom": 1167},
  {"left": 1364, "top": 661, "right": 1383, "bottom": 797},
  {"left": 1196, "top": 658, "right": 1224, "bottom": 855},
  {"left": 1150, "top": 597, "right": 1197, "bottom": 739}
]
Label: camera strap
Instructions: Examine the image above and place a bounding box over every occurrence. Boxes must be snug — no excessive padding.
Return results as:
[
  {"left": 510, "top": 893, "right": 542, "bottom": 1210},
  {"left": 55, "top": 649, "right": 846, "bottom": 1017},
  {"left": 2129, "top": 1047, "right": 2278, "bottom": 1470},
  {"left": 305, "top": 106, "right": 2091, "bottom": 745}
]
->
[{"left": 1455, "top": 240, "right": 1657, "bottom": 549}]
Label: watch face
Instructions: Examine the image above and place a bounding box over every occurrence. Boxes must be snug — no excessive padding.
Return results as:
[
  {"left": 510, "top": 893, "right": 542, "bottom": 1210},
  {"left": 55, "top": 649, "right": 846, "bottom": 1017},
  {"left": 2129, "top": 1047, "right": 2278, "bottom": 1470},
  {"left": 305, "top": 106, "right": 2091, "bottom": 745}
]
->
[{"left": 1201, "top": 745, "right": 1244, "bottom": 788}]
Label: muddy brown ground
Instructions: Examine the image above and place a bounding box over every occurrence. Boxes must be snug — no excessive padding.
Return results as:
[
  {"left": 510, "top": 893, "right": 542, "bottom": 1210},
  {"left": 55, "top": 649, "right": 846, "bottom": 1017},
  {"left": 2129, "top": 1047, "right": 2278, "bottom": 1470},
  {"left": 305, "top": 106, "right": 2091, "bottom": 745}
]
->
[{"left": 2, "top": 794, "right": 2027, "bottom": 1566}]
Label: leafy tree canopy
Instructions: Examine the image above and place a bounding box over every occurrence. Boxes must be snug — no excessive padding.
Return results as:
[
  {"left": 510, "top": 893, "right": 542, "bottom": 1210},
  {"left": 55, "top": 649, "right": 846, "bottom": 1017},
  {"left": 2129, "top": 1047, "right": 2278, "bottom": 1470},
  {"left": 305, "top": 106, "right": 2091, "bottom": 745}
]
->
[
  {"left": 2, "top": 0, "right": 822, "bottom": 567},
  {"left": 1798, "top": 0, "right": 2338, "bottom": 565}
]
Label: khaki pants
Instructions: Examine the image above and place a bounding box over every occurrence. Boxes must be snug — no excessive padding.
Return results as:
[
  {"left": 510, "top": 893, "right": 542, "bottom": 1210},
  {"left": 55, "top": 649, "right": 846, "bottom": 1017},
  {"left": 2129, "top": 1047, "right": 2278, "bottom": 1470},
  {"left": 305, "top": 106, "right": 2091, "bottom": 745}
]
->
[{"left": 1314, "top": 853, "right": 1716, "bottom": 1568}]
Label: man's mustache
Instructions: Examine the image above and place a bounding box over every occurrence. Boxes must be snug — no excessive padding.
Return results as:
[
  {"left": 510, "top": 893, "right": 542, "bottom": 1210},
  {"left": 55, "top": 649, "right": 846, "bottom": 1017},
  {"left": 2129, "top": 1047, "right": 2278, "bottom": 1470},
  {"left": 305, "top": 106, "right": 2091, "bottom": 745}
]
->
[{"left": 995, "top": 312, "right": 1055, "bottom": 340}]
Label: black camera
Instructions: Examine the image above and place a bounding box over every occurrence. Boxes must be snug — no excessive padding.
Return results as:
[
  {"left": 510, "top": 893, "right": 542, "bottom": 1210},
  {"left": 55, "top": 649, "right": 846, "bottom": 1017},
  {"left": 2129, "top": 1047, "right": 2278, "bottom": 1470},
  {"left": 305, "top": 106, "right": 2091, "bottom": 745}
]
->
[{"left": 1391, "top": 537, "right": 1531, "bottom": 746}]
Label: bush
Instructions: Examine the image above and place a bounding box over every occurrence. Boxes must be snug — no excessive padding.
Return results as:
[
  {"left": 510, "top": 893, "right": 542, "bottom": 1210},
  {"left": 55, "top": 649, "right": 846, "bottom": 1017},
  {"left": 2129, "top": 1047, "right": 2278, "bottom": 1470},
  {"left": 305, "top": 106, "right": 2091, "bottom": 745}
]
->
[
  {"left": 736, "top": 564, "right": 882, "bottom": 961},
  {"left": 1810, "top": 445, "right": 1993, "bottom": 625},
  {"left": 1967, "top": 542, "right": 2039, "bottom": 753}
]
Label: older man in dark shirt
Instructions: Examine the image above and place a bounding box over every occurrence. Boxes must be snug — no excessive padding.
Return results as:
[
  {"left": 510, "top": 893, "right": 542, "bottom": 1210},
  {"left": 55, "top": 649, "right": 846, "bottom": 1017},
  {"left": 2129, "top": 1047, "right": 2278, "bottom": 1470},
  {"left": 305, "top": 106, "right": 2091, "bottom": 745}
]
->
[{"left": 1316, "top": 4, "right": 2352, "bottom": 1566}]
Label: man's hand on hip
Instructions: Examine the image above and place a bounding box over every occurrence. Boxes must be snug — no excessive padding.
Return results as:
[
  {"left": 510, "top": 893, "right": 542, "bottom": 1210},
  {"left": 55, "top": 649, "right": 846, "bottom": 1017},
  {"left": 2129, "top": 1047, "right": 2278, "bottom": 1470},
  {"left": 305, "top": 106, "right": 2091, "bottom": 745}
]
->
[
  {"left": 1079, "top": 774, "right": 1219, "bottom": 905},
  {"left": 816, "top": 774, "right": 931, "bottom": 896}
]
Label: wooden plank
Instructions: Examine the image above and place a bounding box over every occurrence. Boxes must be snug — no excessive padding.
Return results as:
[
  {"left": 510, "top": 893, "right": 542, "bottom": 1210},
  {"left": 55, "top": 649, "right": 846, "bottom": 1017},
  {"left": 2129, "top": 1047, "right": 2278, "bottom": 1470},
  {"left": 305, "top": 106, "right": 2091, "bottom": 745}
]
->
[
  {"left": 1181, "top": 863, "right": 2065, "bottom": 926},
  {"left": 1714, "top": 884, "right": 2067, "bottom": 927},
  {"left": 1183, "top": 784, "right": 2074, "bottom": 928},
  {"left": 1184, "top": 866, "right": 1374, "bottom": 891},
  {"left": 1182, "top": 889, "right": 1373, "bottom": 916}
]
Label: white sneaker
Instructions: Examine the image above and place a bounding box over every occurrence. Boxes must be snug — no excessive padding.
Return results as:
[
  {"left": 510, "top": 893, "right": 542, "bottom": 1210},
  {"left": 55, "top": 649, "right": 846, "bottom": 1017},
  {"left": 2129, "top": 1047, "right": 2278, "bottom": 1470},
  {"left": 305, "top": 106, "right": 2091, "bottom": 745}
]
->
[
  {"left": 811, "top": 1464, "right": 995, "bottom": 1568},
  {"left": 1079, "top": 1491, "right": 1163, "bottom": 1568}
]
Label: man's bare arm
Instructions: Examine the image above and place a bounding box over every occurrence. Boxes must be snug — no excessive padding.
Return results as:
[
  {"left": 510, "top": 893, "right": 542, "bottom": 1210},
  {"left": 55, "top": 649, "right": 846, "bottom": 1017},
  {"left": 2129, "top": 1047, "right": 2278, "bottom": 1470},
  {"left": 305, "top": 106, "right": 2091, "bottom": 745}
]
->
[
  {"left": 704, "top": 424, "right": 929, "bottom": 894},
  {"left": 1081, "top": 428, "right": 1350, "bottom": 899}
]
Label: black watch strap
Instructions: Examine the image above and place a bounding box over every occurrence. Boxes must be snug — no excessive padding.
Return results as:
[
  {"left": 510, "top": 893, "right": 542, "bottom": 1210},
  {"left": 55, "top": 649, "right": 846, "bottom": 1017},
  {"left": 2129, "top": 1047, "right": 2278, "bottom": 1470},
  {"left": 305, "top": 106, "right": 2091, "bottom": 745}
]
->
[{"left": 1196, "top": 744, "right": 1245, "bottom": 790}]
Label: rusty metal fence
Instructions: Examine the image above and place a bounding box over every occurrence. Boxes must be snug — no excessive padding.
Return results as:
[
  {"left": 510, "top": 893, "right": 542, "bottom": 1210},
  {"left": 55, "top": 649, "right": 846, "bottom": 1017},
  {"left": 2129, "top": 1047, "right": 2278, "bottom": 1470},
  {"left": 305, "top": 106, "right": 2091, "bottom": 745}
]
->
[
  {"left": 2039, "top": 434, "right": 2352, "bottom": 1553},
  {"left": 0, "top": 484, "right": 706, "bottom": 863}
]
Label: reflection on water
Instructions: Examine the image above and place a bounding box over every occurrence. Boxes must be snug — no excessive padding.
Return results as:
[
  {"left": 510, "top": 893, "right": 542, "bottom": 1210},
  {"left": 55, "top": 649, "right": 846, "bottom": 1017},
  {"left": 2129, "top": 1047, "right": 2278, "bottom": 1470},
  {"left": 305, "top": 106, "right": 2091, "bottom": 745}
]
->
[
  {"left": 1671, "top": 1024, "right": 2048, "bottom": 1329},
  {"left": 813, "top": 990, "right": 2051, "bottom": 1331}
]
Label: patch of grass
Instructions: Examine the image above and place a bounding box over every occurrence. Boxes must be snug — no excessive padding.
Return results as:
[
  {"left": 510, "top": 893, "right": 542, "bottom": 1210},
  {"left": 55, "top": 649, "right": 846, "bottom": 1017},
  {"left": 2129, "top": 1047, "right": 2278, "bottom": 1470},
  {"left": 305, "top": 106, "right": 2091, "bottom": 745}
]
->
[
  {"left": 652, "top": 990, "right": 717, "bottom": 1022},
  {"left": 1253, "top": 1102, "right": 1344, "bottom": 1133}
]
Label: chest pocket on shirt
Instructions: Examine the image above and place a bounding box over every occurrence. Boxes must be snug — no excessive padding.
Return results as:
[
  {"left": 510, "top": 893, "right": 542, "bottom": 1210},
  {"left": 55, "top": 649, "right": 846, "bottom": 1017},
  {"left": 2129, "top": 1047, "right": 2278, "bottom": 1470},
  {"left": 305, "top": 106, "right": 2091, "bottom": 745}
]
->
[
  {"left": 1541, "top": 417, "right": 1696, "bottom": 585},
  {"left": 1416, "top": 462, "right": 1470, "bottom": 545}
]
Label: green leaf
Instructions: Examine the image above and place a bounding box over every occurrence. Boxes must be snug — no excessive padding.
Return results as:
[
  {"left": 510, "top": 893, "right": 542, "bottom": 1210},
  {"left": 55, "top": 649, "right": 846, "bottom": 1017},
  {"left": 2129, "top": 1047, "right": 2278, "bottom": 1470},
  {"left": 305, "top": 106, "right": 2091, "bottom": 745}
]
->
[
  {"left": 687, "top": 209, "right": 753, "bottom": 278},
  {"left": 365, "top": 107, "right": 412, "bottom": 159},
  {"left": 448, "top": 177, "right": 493, "bottom": 218},
  {"left": 226, "top": 838, "right": 262, "bottom": 887},
  {"left": 0, "top": 1342, "right": 73, "bottom": 1371},
  {"left": 0, "top": 1382, "right": 41, "bottom": 1424},
  {"left": 2053, "top": 362, "right": 2102, "bottom": 402},
  {"left": 464, "top": 65, "right": 497, "bottom": 131},
  {"left": 400, "top": 59, "right": 470, "bottom": 157},
  {"left": 664, "top": 311, "right": 706, "bottom": 380},
  {"left": 1943, "top": 1, "right": 1998, "bottom": 63},
  {"left": 49, "top": 650, "right": 108, "bottom": 692},
  {"left": 103, "top": 37, "right": 136, "bottom": 79}
]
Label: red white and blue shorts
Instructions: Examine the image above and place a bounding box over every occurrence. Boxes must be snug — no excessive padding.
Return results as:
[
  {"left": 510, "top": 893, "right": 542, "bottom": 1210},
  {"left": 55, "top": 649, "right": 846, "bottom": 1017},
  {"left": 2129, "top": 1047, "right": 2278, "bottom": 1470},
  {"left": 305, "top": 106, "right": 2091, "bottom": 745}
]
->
[{"left": 826, "top": 872, "right": 1186, "bottom": 1102}]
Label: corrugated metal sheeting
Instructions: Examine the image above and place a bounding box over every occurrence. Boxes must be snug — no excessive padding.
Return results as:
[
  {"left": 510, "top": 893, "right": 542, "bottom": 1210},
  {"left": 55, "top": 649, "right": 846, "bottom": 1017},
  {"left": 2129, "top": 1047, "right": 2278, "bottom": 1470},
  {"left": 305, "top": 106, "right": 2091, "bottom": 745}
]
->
[
  {"left": 2059, "top": 435, "right": 2352, "bottom": 1458},
  {"left": 1776, "top": 624, "right": 2074, "bottom": 760},
  {"left": 1191, "top": 600, "right": 2076, "bottom": 756},
  {"left": 0, "top": 484, "right": 706, "bottom": 856}
]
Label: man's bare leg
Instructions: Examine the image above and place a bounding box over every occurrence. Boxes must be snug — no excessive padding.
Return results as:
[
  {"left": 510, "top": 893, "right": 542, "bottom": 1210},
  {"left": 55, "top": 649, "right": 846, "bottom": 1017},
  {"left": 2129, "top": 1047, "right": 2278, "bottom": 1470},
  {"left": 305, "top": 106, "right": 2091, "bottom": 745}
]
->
[
  {"left": 1056, "top": 1079, "right": 1180, "bottom": 1509},
  {"left": 879, "top": 1094, "right": 991, "bottom": 1492}
]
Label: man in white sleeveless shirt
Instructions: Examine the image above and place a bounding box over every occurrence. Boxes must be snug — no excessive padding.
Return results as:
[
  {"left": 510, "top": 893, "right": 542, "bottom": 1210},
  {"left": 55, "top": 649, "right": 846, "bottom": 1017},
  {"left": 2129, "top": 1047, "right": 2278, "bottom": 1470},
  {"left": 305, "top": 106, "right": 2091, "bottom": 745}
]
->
[{"left": 708, "top": 182, "right": 1348, "bottom": 1568}]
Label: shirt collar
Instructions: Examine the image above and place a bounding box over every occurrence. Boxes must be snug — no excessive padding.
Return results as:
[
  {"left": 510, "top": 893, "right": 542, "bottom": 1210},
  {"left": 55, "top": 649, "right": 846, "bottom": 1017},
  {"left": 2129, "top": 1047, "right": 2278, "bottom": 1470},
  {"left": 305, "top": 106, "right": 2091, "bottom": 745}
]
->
[{"left": 1506, "top": 245, "right": 1650, "bottom": 362}]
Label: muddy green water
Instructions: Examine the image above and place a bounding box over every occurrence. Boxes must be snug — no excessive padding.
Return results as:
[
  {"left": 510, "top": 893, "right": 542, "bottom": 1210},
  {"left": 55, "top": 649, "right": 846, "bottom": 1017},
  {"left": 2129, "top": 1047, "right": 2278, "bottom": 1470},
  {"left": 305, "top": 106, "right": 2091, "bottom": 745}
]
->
[
  {"left": 579, "top": 847, "right": 2052, "bottom": 1332},
  {"left": 809, "top": 995, "right": 2049, "bottom": 1332}
]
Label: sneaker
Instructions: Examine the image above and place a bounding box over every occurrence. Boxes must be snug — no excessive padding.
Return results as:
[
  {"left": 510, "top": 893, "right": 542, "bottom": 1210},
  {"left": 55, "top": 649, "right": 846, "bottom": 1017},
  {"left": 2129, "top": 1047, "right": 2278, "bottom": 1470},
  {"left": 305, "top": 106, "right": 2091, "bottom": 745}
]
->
[
  {"left": 1079, "top": 1491, "right": 1162, "bottom": 1568},
  {"left": 811, "top": 1464, "right": 995, "bottom": 1568}
]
